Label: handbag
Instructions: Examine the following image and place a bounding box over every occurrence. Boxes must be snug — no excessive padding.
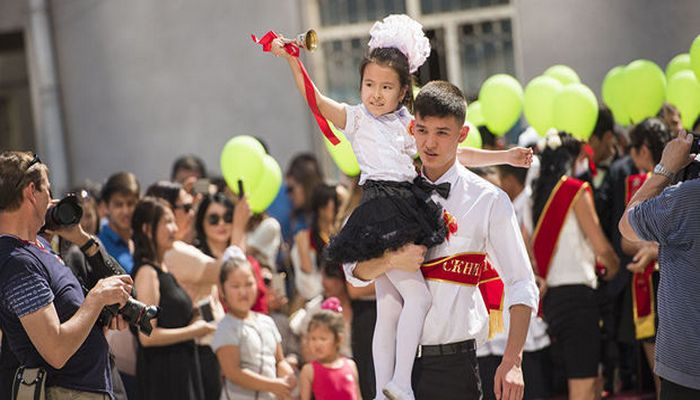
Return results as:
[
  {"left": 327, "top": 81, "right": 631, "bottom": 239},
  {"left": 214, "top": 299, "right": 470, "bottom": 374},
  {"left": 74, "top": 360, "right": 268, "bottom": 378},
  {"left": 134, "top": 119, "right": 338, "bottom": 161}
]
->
[{"left": 12, "top": 366, "right": 46, "bottom": 400}]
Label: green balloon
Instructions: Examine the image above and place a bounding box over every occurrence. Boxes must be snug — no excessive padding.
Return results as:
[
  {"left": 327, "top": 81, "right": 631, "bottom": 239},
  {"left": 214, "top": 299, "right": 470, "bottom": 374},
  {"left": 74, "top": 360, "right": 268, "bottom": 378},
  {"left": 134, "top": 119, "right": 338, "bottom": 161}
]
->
[
  {"left": 220, "top": 135, "right": 266, "bottom": 196},
  {"left": 544, "top": 65, "right": 581, "bottom": 86},
  {"left": 467, "top": 101, "right": 485, "bottom": 127},
  {"left": 553, "top": 83, "right": 598, "bottom": 141},
  {"left": 459, "top": 121, "right": 482, "bottom": 149},
  {"left": 602, "top": 66, "right": 631, "bottom": 126},
  {"left": 479, "top": 74, "right": 524, "bottom": 136},
  {"left": 667, "top": 70, "right": 700, "bottom": 130},
  {"left": 623, "top": 60, "right": 666, "bottom": 123},
  {"left": 666, "top": 53, "right": 691, "bottom": 81},
  {"left": 691, "top": 35, "right": 700, "bottom": 81},
  {"left": 248, "top": 155, "right": 282, "bottom": 214},
  {"left": 325, "top": 122, "right": 360, "bottom": 177},
  {"left": 524, "top": 76, "right": 563, "bottom": 136}
]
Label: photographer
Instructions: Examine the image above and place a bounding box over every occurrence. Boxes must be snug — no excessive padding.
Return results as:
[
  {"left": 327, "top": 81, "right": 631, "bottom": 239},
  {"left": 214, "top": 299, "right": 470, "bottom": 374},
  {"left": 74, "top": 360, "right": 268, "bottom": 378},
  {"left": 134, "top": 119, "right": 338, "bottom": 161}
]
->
[
  {"left": 619, "top": 131, "right": 700, "bottom": 398},
  {"left": 0, "top": 151, "right": 133, "bottom": 399}
]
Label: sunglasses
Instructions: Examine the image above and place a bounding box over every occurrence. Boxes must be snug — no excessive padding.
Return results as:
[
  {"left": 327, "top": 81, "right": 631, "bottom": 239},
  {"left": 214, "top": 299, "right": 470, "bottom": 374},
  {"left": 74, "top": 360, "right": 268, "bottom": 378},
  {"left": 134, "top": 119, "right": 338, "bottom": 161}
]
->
[
  {"left": 15, "top": 154, "right": 42, "bottom": 188},
  {"left": 206, "top": 212, "right": 233, "bottom": 225},
  {"left": 173, "top": 203, "right": 194, "bottom": 213}
]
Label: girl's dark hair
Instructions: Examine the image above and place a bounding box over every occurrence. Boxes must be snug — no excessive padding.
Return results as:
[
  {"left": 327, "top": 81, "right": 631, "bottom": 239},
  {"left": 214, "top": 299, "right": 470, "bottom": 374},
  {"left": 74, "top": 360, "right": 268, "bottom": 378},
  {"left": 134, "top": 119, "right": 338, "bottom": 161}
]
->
[
  {"left": 145, "top": 181, "right": 182, "bottom": 209},
  {"left": 219, "top": 257, "right": 253, "bottom": 286},
  {"left": 194, "top": 193, "right": 234, "bottom": 256},
  {"left": 132, "top": 197, "right": 171, "bottom": 272},
  {"left": 360, "top": 47, "right": 414, "bottom": 112},
  {"left": 308, "top": 309, "right": 345, "bottom": 342},
  {"left": 532, "top": 132, "right": 582, "bottom": 227},
  {"left": 629, "top": 118, "right": 671, "bottom": 165},
  {"left": 310, "top": 184, "right": 340, "bottom": 254},
  {"left": 285, "top": 153, "right": 324, "bottom": 217}
]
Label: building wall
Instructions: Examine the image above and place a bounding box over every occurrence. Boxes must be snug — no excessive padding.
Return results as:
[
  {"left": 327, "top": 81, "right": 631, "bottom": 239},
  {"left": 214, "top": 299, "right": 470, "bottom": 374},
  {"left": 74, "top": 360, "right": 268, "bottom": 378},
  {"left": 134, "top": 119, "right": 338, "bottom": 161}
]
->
[
  {"left": 50, "top": 0, "right": 313, "bottom": 188},
  {"left": 515, "top": 0, "right": 700, "bottom": 97}
]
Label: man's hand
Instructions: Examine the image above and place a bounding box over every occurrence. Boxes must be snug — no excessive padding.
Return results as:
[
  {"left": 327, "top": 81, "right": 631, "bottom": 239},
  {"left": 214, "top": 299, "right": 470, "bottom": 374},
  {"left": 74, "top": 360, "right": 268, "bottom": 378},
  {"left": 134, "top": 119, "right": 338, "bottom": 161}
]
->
[
  {"left": 627, "top": 243, "right": 658, "bottom": 273},
  {"left": 87, "top": 275, "right": 133, "bottom": 308},
  {"left": 494, "top": 355, "right": 525, "bottom": 400},
  {"left": 50, "top": 222, "right": 90, "bottom": 248},
  {"left": 507, "top": 147, "right": 533, "bottom": 168},
  {"left": 660, "top": 130, "right": 696, "bottom": 174},
  {"left": 386, "top": 244, "right": 427, "bottom": 272}
]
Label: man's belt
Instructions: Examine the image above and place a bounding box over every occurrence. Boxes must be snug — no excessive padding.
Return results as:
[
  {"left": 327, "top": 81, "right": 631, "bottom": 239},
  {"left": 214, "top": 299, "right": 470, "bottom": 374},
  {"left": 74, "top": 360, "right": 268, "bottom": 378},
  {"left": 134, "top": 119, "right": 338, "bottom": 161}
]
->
[{"left": 416, "top": 339, "right": 476, "bottom": 359}]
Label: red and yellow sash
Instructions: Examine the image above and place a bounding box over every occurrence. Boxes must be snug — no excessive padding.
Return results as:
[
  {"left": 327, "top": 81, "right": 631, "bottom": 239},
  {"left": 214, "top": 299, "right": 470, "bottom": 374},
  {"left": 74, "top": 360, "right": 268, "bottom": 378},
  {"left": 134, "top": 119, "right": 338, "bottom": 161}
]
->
[
  {"left": 626, "top": 173, "right": 656, "bottom": 339},
  {"left": 532, "top": 177, "right": 590, "bottom": 314},
  {"left": 532, "top": 177, "right": 590, "bottom": 279},
  {"left": 421, "top": 252, "right": 504, "bottom": 337}
]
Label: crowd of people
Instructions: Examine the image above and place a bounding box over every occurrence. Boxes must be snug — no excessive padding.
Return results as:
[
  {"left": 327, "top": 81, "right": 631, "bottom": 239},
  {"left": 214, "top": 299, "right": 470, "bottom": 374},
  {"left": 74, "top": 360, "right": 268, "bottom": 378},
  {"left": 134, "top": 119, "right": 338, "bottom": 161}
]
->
[{"left": 2, "top": 13, "right": 700, "bottom": 400}]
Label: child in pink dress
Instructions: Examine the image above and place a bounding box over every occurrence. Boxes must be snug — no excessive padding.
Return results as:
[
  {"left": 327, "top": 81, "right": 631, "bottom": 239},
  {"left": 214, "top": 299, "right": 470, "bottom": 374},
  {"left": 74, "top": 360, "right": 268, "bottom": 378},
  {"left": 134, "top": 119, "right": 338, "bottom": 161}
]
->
[{"left": 300, "top": 298, "right": 361, "bottom": 400}]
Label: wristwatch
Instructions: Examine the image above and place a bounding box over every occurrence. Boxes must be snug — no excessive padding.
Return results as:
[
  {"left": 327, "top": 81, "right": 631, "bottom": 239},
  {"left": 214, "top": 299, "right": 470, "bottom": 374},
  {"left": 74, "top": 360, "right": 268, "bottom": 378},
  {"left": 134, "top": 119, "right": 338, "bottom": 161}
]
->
[{"left": 653, "top": 163, "right": 675, "bottom": 180}]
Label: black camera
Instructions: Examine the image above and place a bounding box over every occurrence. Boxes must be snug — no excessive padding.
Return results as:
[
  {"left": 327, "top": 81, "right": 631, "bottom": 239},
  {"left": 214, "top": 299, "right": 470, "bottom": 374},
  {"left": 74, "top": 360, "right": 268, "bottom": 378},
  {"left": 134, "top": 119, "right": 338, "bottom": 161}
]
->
[
  {"left": 43, "top": 194, "right": 83, "bottom": 231},
  {"left": 680, "top": 132, "right": 700, "bottom": 181},
  {"left": 91, "top": 249, "right": 160, "bottom": 336},
  {"left": 46, "top": 194, "right": 160, "bottom": 335}
]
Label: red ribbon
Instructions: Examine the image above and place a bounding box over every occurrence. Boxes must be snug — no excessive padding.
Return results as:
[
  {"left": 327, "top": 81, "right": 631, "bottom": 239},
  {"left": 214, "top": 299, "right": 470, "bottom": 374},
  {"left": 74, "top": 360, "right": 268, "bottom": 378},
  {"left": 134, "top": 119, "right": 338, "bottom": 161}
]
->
[
  {"left": 582, "top": 144, "right": 598, "bottom": 177},
  {"left": 252, "top": 31, "right": 340, "bottom": 146}
]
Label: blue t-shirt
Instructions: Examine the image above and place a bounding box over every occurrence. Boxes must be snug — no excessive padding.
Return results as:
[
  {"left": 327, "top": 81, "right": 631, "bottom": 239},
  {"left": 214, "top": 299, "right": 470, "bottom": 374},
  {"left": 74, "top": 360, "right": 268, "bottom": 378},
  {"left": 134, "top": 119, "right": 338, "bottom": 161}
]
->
[
  {"left": 98, "top": 222, "right": 133, "bottom": 273},
  {"left": 0, "top": 236, "right": 112, "bottom": 395},
  {"left": 628, "top": 179, "right": 700, "bottom": 390}
]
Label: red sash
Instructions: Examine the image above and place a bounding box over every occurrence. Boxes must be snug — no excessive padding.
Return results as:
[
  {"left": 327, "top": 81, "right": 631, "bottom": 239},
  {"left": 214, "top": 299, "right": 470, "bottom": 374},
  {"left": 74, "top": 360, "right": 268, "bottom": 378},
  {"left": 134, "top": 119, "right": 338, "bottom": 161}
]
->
[
  {"left": 626, "top": 173, "right": 656, "bottom": 339},
  {"left": 532, "top": 177, "right": 590, "bottom": 315},
  {"left": 532, "top": 177, "right": 590, "bottom": 279},
  {"left": 421, "top": 252, "right": 504, "bottom": 337}
]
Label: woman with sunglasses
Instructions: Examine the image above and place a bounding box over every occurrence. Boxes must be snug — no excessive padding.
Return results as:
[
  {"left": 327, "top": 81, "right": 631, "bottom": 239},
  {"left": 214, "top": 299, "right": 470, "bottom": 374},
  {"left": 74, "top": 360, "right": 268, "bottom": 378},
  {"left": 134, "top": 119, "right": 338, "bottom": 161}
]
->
[{"left": 146, "top": 181, "right": 196, "bottom": 244}]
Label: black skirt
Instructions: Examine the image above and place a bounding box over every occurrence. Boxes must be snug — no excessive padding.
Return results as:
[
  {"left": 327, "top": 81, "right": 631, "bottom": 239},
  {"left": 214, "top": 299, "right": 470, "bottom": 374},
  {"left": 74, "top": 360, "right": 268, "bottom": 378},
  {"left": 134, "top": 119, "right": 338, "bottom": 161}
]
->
[{"left": 326, "top": 179, "right": 447, "bottom": 263}]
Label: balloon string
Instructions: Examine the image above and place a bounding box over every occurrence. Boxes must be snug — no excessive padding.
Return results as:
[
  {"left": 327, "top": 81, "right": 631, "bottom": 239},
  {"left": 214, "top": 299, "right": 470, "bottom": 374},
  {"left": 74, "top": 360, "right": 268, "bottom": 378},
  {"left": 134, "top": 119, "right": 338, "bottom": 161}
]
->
[{"left": 252, "top": 31, "right": 340, "bottom": 146}]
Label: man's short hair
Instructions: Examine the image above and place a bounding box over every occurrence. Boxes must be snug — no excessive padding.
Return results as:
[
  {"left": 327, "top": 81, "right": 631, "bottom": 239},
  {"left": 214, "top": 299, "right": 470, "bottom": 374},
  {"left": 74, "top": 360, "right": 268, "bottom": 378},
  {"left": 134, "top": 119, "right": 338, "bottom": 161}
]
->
[
  {"left": 170, "top": 154, "right": 207, "bottom": 181},
  {"left": 414, "top": 81, "right": 467, "bottom": 125},
  {"left": 100, "top": 172, "right": 140, "bottom": 204},
  {"left": 0, "top": 151, "right": 48, "bottom": 212},
  {"left": 592, "top": 106, "right": 614, "bottom": 139}
]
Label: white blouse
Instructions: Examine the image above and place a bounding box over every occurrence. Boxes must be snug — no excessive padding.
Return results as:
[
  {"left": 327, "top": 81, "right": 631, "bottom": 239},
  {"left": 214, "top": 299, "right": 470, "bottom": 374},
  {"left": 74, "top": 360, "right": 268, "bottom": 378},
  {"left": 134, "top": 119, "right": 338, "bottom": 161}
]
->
[{"left": 342, "top": 104, "right": 417, "bottom": 185}]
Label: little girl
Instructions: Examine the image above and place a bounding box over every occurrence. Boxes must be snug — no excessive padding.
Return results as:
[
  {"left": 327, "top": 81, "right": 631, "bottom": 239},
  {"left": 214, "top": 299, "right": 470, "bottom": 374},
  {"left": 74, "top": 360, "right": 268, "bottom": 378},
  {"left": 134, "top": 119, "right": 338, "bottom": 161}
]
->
[
  {"left": 270, "top": 14, "right": 530, "bottom": 400},
  {"left": 212, "top": 257, "right": 296, "bottom": 400},
  {"left": 299, "top": 297, "right": 362, "bottom": 400}
]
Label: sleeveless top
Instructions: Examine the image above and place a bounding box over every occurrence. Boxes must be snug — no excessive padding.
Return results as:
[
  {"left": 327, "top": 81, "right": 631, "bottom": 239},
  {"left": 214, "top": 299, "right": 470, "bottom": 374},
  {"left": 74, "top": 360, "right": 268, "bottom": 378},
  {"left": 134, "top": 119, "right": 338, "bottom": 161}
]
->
[
  {"left": 546, "top": 212, "right": 597, "bottom": 289},
  {"left": 311, "top": 357, "right": 358, "bottom": 400}
]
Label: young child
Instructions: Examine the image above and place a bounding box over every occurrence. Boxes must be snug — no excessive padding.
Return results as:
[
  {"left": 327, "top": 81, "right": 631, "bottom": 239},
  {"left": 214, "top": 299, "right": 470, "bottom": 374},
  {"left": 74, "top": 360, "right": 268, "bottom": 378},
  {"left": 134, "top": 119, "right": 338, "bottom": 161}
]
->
[
  {"left": 270, "top": 14, "right": 530, "bottom": 400},
  {"left": 299, "top": 297, "right": 362, "bottom": 400},
  {"left": 212, "top": 257, "right": 296, "bottom": 400}
]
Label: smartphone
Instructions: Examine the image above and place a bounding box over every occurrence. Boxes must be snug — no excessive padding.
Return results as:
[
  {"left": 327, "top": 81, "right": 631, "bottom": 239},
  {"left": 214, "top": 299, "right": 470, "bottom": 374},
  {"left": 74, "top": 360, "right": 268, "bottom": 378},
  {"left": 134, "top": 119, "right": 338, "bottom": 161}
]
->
[
  {"left": 237, "top": 179, "right": 245, "bottom": 199},
  {"left": 193, "top": 178, "right": 210, "bottom": 195},
  {"left": 197, "top": 299, "right": 214, "bottom": 322}
]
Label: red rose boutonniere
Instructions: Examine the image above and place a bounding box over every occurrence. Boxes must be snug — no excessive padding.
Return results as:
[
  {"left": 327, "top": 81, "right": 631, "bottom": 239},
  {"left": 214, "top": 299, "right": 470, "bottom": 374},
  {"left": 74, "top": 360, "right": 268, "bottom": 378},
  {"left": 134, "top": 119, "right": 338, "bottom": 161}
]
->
[{"left": 443, "top": 210, "right": 458, "bottom": 240}]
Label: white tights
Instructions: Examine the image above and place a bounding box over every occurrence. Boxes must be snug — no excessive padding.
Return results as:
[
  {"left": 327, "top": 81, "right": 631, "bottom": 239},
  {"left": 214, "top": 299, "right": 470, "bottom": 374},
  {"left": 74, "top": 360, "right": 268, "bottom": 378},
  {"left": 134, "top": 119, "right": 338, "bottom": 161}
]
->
[{"left": 373, "top": 268, "right": 432, "bottom": 399}]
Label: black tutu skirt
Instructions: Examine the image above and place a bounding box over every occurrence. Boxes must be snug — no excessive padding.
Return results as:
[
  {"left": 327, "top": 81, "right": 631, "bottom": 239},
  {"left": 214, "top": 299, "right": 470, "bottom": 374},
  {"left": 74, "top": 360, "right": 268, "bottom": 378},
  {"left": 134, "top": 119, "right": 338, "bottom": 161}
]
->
[{"left": 326, "top": 179, "right": 447, "bottom": 264}]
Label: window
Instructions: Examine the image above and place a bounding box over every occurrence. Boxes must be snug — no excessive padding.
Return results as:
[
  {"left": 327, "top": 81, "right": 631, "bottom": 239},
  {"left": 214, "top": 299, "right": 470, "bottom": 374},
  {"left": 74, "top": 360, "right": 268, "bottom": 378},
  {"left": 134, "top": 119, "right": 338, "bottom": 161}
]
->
[{"left": 307, "top": 0, "right": 517, "bottom": 103}]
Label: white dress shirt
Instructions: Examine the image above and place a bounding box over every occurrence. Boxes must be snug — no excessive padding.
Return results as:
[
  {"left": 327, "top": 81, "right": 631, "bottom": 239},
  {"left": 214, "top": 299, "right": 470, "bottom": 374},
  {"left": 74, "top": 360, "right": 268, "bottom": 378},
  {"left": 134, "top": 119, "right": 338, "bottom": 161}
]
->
[
  {"left": 342, "top": 104, "right": 418, "bottom": 185},
  {"left": 346, "top": 161, "right": 539, "bottom": 346}
]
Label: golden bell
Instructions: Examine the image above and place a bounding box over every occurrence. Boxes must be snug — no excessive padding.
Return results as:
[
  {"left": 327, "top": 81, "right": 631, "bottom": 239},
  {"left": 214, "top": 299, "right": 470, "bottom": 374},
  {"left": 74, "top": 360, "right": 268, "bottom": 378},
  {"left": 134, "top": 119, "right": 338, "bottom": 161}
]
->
[{"left": 281, "top": 29, "right": 318, "bottom": 51}]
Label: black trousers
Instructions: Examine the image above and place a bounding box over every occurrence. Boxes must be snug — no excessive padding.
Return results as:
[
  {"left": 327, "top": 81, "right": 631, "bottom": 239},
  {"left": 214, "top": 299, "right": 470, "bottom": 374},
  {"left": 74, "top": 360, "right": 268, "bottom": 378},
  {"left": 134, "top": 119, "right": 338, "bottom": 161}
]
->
[
  {"left": 412, "top": 349, "right": 482, "bottom": 400},
  {"left": 660, "top": 379, "right": 700, "bottom": 400}
]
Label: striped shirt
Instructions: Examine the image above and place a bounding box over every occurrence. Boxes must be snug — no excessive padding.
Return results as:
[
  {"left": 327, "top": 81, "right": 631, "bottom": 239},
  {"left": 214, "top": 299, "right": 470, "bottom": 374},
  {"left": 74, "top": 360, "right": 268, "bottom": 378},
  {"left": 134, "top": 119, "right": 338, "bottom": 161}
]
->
[{"left": 628, "top": 179, "right": 700, "bottom": 390}]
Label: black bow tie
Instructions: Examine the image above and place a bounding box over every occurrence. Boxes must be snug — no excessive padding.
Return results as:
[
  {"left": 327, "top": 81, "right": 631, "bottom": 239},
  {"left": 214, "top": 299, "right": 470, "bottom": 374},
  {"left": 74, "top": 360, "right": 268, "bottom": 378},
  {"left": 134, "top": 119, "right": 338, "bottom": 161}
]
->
[{"left": 414, "top": 176, "right": 451, "bottom": 199}]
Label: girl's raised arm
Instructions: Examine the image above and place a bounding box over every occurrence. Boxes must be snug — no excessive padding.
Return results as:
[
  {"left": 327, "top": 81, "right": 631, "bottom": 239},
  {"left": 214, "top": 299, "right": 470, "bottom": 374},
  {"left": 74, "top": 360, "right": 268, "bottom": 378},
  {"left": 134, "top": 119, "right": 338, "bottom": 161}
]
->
[{"left": 270, "top": 38, "right": 347, "bottom": 130}]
